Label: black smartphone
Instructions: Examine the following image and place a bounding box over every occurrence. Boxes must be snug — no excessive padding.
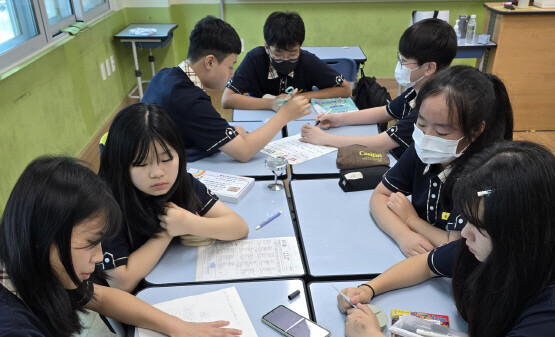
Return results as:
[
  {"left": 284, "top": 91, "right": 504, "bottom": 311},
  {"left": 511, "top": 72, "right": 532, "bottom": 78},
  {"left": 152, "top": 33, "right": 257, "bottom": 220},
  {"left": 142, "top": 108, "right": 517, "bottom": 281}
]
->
[{"left": 262, "top": 305, "right": 331, "bottom": 337}]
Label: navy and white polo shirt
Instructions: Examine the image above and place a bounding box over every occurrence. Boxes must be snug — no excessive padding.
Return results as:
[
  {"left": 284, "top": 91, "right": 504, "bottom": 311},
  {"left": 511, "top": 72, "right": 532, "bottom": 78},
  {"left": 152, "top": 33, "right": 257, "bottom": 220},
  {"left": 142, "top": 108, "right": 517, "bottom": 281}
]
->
[
  {"left": 385, "top": 88, "right": 418, "bottom": 159},
  {"left": 381, "top": 145, "right": 466, "bottom": 231},
  {"left": 226, "top": 46, "right": 344, "bottom": 98}
]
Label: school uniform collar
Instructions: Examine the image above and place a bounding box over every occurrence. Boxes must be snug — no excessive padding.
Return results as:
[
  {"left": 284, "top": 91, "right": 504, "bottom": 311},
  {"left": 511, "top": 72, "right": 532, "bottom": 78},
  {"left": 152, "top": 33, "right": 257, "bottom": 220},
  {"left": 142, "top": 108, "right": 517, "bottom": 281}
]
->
[
  {"left": 0, "top": 263, "right": 19, "bottom": 298},
  {"left": 268, "top": 61, "right": 294, "bottom": 79},
  {"left": 178, "top": 61, "right": 205, "bottom": 91},
  {"left": 422, "top": 164, "right": 452, "bottom": 182}
]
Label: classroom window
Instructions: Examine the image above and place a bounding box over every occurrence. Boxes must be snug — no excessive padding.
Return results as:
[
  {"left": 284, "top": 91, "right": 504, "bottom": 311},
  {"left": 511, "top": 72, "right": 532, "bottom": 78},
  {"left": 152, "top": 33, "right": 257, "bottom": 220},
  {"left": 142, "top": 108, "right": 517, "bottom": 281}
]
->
[
  {"left": 74, "top": 0, "right": 109, "bottom": 22},
  {"left": 0, "top": 0, "right": 40, "bottom": 54},
  {"left": 0, "top": 0, "right": 109, "bottom": 73}
]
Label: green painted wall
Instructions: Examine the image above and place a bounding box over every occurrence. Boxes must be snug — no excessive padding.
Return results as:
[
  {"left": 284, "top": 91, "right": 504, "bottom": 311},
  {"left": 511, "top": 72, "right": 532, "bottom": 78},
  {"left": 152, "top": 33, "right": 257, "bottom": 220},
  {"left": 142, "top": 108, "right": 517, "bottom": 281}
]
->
[
  {"left": 0, "top": 1, "right": 487, "bottom": 212},
  {"left": 169, "top": 1, "right": 485, "bottom": 73}
]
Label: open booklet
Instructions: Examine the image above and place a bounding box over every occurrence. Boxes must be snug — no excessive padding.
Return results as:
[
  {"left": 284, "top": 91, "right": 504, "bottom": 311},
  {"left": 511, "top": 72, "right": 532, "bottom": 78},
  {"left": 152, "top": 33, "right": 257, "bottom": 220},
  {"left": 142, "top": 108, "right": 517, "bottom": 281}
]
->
[
  {"left": 138, "top": 287, "right": 258, "bottom": 337},
  {"left": 261, "top": 134, "right": 337, "bottom": 164},
  {"left": 311, "top": 97, "right": 359, "bottom": 114}
]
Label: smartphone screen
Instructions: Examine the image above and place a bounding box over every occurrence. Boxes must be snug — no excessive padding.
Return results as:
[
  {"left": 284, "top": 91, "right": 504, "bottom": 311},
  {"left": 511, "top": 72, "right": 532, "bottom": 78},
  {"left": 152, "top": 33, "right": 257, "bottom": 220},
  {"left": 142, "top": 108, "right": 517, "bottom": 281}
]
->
[{"left": 262, "top": 305, "right": 330, "bottom": 337}]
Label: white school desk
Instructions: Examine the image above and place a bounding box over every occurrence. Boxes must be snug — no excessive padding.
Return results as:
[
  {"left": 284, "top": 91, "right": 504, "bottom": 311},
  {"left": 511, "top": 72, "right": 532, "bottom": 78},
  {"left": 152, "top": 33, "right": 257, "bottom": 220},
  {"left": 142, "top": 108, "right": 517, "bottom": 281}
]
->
[
  {"left": 133, "top": 279, "right": 310, "bottom": 337},
  {"left": 309, "top": 279, "right": 467, "bottom": 337},
  {"left": 233, "top": 104, "right": 317, "bottom": 122},
  {"left": 114, "top": 23, "right": 178, "bottom": 99},
  {"left": 290, "top": 179, "right": 405, "bottom": 277},
  {"left": 303, "top": 46, "right": 367, "bottom": 66},
  {"left": 144, "top": 183, "right": 304, "bottom": 285},
  {"left": 286, "top": 121, "right": 397, "bottom": 178},
  {"left": 190, "top": 121, "right": 280, "bottom": 180}
]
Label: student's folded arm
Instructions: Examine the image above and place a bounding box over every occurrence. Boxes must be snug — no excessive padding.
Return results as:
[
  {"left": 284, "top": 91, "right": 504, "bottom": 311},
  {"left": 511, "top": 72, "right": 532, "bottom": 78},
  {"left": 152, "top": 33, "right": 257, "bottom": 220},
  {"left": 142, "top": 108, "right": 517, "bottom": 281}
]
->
[
  {"left": 221, "top": 87, "right": 273, "bottom": 110},
  {"left": 370, "top": 183, "right": 434, "bottom": 257},
  {"left": 106, "top": 232, "right": 173, "bottom": 293},
  {"left": 326, "top": 132, "right": 400, "bottom": 151},
  {"left": 299, "top": 80, "right": 352, "bottom": 100},
  {"left": 408, "top": 221, "right": 461, "bottom": 247},
  {"left": 86, "top": 285, "right": 242, "bottom": 337},
  {"left": 187, "top": 201, "right": 248, "bottom": 240}
]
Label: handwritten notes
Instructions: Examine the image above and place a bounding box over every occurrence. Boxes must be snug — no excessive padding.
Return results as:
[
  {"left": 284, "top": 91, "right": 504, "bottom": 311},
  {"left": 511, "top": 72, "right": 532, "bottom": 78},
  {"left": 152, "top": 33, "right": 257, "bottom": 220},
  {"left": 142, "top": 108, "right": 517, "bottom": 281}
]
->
[
  {"left": 196, "top": 237, "right": 303, "bottom": 281},
  {"left": 138, "top": 287, "right": 258, "bottom": 337}
]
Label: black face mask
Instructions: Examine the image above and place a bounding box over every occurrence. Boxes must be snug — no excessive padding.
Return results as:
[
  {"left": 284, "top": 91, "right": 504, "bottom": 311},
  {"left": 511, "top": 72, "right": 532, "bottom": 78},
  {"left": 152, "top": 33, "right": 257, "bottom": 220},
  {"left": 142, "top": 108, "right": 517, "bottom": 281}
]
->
[{"left": 271, "top": 57, "right": 299, "bottom": 76}]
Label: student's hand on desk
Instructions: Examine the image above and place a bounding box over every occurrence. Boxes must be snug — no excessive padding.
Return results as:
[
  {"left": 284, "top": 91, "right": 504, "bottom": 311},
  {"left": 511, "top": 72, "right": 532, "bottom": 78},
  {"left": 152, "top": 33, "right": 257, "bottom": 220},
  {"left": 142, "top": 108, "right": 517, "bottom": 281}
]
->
[
  {"left": 278, "top": 94, "right": 311, "bottom": 120},
  {"left": 158, "top": 202, "right": 198, "bottom": 237},
  {"left": 270, "top": 93, "right": 293, "bottom": 112},
  {"left": 345, "top": 303, "right": 383, "bottom": 337},
  {"left": 173, "top": 320, "right": 242, "bottom": 337},
  {"left": 387, "top": 192, "right": 420, "bottom": 228},
  {"left": 337, "top": 287, "right": 373, "bottom": 313},
  {"left": 300, "top": 124, "right": 329, "bottom": 146},
  {"left": 233, "top": 125, "right": 247, "bottom": 136},
  {"left": 315, "top": 113, "right": 342, "bottom": 129},
  {"left": 397, "top": 231, "right": 434, "bottom": 257}
]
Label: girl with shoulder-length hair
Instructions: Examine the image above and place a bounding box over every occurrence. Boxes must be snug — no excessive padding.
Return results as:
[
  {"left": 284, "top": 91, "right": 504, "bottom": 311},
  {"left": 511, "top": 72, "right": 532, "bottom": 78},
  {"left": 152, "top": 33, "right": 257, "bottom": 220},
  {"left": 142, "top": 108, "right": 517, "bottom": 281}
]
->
[
  {"left": 0, "top": 156, "right": 243, "bottom": 336},
  {"left": 370, "top": 65, "right": 514, "bottom": 257},
  {"left": 338, "top": 141, "right": 555, "bottom": 337},
  {"left": 98, "top": 102, "right": 248, "bottom": 293}
]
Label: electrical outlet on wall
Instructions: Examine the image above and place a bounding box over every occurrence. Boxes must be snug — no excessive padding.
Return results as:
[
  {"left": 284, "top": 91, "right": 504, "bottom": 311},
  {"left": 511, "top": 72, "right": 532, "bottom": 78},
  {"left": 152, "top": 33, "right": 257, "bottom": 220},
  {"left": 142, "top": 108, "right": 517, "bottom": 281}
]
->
[
  {"left": 105, "top": 59, "right": 112, "bottom": 76},
  {"left": 110, "top": 55, "right": 116, "bottom": 72},
  {"left": 100, "top": 63, "right": 107, "bottom": 80}
]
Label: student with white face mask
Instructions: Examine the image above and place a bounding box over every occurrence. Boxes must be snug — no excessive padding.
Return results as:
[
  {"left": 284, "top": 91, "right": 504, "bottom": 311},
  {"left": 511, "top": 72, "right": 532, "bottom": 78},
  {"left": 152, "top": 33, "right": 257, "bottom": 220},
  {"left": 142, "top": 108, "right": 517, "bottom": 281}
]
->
[
  {"left": 300, "top": 19, "right": 457, "bottom": 159},
  {"left": 370, "top": 65, "right": 514, "bottom": 257},
  {"left": 339, "top": 141, "right": 555, "bottom": 337}
]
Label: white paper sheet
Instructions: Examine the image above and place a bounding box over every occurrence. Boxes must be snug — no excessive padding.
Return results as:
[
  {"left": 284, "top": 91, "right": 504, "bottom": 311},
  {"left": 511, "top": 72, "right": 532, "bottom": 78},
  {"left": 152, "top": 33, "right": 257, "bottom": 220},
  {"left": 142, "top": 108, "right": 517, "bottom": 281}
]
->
[
  {"left": 138, "top": 287, "right": 258, "bottom": 337},
  {"left": 261, "top": 133, "right": 337, "bottom": 164},
  {"left": 196, "top": 237, "right": 304, "bottom": 281}
]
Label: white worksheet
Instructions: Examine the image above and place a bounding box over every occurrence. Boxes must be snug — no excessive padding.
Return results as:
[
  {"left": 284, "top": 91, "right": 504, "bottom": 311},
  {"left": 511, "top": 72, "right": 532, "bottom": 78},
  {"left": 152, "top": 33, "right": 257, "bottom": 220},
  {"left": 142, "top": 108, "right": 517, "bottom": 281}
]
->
[
  {"left": 138, "top": 287, "right": 258, "bottom": 337},
  {"left": 196, "top": 237, "right": 303, "bottom": 281},
  {"left": 261, "top": 133, "right": 337, "bottom": 164}
]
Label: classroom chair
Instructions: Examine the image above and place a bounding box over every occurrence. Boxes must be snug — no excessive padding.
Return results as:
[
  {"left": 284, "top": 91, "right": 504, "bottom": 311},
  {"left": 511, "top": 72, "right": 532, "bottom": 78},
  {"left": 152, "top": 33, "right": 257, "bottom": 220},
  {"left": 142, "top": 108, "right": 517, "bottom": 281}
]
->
[{"left": 322, "top": 58, "right": 358, "bottom": 83}]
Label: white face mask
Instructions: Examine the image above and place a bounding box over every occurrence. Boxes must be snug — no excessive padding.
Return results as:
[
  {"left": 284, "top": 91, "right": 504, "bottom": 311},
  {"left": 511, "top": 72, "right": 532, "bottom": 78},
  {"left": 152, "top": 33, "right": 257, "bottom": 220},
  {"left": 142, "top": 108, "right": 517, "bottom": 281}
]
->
[
  {"left": 395, "top": 61, "right": 426, "bottom": 87},
  {"left": 412, "top": 125, "right": 466, "bottom": 164}
]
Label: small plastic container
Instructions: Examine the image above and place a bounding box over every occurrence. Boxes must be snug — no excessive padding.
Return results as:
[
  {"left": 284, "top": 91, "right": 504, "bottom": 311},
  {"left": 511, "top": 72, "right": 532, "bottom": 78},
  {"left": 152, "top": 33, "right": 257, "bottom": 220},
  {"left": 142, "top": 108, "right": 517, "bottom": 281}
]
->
[{"left": 389, "top": 315, "right": 468, "bottom": 337}]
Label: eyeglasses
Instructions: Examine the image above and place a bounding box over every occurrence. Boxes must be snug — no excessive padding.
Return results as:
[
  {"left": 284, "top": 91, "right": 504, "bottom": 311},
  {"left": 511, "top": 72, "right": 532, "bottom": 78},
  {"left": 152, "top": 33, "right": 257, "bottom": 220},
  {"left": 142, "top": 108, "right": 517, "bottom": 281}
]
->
[
  {"left": 397, "top": 51, "right": 419, "bottom": 66},
  {"left": 268, "top": 48, "right": 299, "bottom": 64}
]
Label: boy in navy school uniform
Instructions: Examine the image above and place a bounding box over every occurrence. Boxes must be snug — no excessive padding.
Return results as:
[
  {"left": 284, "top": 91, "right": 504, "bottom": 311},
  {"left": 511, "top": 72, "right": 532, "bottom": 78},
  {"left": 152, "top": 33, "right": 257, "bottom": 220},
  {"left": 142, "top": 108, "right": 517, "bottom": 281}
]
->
[
  {"left": 300, "top": 18, "right": 457, "bottom": 159},
  {"left": 221, "top": 11, "right": 352, "bottom": 111},
  {"left": 142, "top": 16, "right": 311, "bottom": 163}
]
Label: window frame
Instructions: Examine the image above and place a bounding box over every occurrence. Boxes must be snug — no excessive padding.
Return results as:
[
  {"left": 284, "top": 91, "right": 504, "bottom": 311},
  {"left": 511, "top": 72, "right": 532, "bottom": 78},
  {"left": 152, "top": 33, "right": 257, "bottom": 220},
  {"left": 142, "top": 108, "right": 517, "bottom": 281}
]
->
[
  {"left": 73, "top": 0, "right": 110, "bottom": 23},
  {"left": 0, "top": 0, "right": 110, "bottom": 74}
]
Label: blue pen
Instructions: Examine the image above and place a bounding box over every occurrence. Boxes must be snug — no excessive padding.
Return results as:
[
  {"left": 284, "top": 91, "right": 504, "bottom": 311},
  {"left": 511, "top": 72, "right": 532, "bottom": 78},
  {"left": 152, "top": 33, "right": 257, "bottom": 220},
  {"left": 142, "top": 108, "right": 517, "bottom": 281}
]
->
[{"left": 255, "top": 210, "right": 283, "bottom": 230}]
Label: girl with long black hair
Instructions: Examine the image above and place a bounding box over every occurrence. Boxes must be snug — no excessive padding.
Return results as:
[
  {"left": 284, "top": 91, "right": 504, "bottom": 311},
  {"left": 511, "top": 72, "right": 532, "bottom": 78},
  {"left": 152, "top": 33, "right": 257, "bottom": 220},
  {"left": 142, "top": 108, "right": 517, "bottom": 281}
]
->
[
  {"left": 98, "top": 103, "right": 248, "bottom": 293},
  {"left": 0, "top": 156, "right": 242, "bottom": 336},
  {"left": 339, "top": 141, "right": 555, "bottom": 337}
]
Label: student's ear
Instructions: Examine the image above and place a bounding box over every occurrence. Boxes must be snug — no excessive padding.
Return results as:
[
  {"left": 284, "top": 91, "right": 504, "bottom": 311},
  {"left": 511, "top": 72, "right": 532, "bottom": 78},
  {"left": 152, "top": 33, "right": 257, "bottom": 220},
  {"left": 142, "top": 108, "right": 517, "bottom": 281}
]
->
[
  {"left": 264, "top": 43, "right": 270, "bottom": 54},
  {"left": 424, "top": 62, "right": 437, "bottom": 77},
  {"left": 471, "top": 121, "right": 486, "bottom": 142},
  {"left": 204, "top": 55, "right": 217, "bottom": 71}
]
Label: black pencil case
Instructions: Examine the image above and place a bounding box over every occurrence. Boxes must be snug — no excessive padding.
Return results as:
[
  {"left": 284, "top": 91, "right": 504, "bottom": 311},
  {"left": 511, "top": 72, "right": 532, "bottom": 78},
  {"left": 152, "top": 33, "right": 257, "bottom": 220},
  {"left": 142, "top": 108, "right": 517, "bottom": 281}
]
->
[{"left": 338, "top": 166, "right": 390, "bottom": 192}]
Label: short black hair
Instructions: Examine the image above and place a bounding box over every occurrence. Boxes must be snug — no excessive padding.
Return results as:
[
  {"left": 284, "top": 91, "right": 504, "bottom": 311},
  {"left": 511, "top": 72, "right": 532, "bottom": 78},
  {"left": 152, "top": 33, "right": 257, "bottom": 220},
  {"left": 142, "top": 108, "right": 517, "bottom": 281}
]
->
[
  {"left": 187, "top": 15, "right": 241, "bottom": 63},
  {"left": 399, "top": 18, "right": 457, "bottom": 70},
  {"left": 263, "top": 11, "right": 305, "bottom": 50}
]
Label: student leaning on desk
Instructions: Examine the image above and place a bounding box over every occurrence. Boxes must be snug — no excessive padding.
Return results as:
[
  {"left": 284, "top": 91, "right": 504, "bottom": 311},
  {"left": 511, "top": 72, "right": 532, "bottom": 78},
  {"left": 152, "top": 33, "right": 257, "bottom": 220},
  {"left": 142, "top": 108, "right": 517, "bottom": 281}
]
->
[
  {"left": 301, "top": 19, "right": 457, "bottom": 159},
  {"left": 0, "top": 156, "right": 243, "bottom": 337},
  {"left": 98, "top": 103, "right": 248, "bottom": 295},
  {"left": 221, "top": 11, "right": 351, "bottom": 111},
  {"left": 142, "top": 16, "right": 311, "bottom": 163},
  {"left": 370, "top": 66, "right": 514, "bottom": 257},
  {"left": 338, "top": 141, "right": 555, "bottom": 337}
]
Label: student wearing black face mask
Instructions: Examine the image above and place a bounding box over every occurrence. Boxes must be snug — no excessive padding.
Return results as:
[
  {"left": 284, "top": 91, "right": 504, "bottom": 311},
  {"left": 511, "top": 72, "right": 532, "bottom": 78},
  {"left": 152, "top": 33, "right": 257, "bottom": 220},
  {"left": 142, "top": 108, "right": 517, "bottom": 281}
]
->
[{"left": 222, "top": 11, "right": 352, "bottom": 112}]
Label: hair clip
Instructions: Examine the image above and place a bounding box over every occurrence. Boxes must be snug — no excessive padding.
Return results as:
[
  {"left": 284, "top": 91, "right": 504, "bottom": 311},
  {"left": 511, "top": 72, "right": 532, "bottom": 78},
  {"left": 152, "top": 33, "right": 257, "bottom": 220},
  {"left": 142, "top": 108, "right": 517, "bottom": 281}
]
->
[{"left": 477, "top": 189, "right": 493, "bottom": 197}]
